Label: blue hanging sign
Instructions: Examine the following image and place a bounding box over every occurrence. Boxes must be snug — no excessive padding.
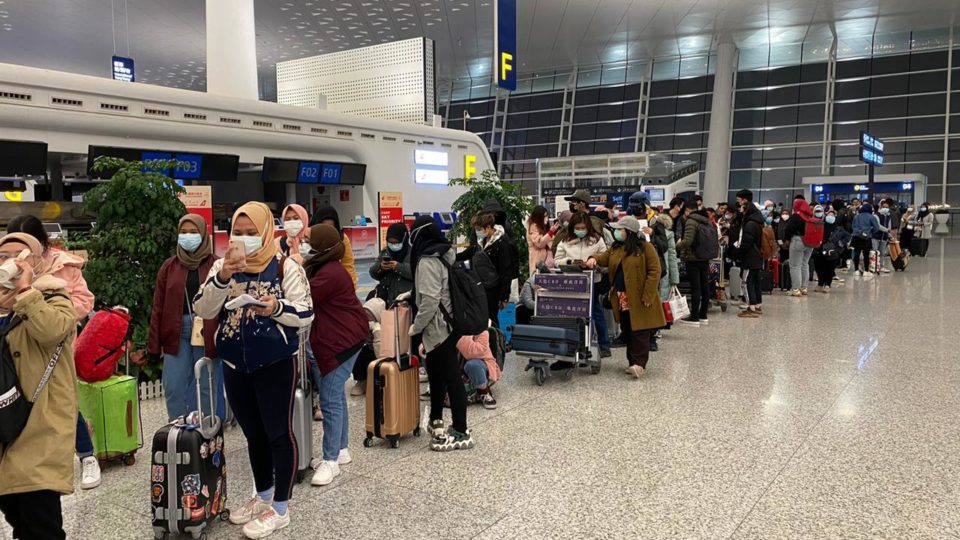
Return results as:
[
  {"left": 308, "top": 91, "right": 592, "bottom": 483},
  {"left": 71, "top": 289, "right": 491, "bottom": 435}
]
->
[
  {"left": 112, "top": 55, "right": 135, "bottom": 83},
  {"left": 494, "top": 0, "right": 517, "bottom": 91}
]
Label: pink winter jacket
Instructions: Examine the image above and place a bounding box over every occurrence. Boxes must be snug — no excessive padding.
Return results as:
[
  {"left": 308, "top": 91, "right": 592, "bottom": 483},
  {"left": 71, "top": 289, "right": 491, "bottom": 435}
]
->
[
  {"left": 456, "top": 331, "right": 502, "bottom": 384},
  {"left": 44, "top": 249, "right": 94, "bottom": 319}
]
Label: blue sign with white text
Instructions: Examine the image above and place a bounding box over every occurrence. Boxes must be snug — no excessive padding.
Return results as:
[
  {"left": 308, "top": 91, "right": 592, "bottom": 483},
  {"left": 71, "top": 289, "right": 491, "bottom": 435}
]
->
[
  {"left": 298, "top": 162, "right": 320, "bottom": 183},
  {"left": 175, "top": 154, "right": 203, "bottom": 179},
  {"left": 320, "top": 163, "right": 342, "bottom": 185},
  {"left": 112, "top": 55, "right": 135, "bottom": 83},
  {"left": 494, "top": 0, "right": 517, "bottom": 91}
]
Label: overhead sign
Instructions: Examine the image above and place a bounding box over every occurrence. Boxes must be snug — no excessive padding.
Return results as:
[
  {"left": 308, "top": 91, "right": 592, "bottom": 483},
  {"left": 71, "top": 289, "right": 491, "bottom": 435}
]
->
[
  {"left": 464, "top": 155, "right": 477, "bottom": 178},
  {"left": 493, "top": 0, "right": 517, "bottom": 91},
  {"left": 112, "top": 55, "right": 135, "bottom": 83},
  {"left": 414, "top": 148, "right": 450, "bottom": 185},
  {"left": 858, "top": 130, "right": 884, "bottom": 168},
  {"left": 261, "top": 158, "right": 365, "bottom": 186},
  {"left": 88, "top": 146, "right": 239, "bottom": 181}
]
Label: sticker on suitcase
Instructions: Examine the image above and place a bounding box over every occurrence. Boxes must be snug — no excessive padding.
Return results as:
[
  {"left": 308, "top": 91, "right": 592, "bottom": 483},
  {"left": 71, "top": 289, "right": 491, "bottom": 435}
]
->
[
  {"left": 181, "top": 474, "right": 201, "bottom": 495},
  {"left": 151, "top": 465, "right": 165, "bottom": 482},
  {"left": 182, "top": 494, "right": 198, "bottom": 509},
  {"left": 151, "top": 484, "right": 164, "bottom": 503}
]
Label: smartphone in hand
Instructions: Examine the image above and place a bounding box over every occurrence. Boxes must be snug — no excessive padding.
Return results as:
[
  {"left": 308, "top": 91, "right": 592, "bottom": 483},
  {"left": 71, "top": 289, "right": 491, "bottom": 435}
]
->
[{"left": 227, "top": 240, "right": 245, "bottom": 264}]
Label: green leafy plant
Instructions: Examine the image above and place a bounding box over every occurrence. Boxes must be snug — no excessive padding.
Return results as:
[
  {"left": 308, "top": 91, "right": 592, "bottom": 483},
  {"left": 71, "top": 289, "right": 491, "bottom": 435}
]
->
[
  {"left": 448, "top": 169, "right": 535, "bottom": 275},
  {"left": 70, "top": 156, "right": 186, "bottom": 380}
]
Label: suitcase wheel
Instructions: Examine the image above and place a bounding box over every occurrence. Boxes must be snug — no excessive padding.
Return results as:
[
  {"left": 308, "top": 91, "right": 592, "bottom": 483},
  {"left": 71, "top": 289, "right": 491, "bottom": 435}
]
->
[
  {"left": 363, "top": 436, "right": 374, "bottom": 448},
  {"left": 590, "top": 364, "right": 601, "bottom": 375},
  {"left": 123, "top": 453, "right": 136, "bottom": 466},
  {"left": 413, "top": 427, "right": 422, "bottom": 437},
  {"left": 389, "top": 436, "right": 400, "bottom": 449},
  {"left": 562, "top": 369, "right": 574, "bottom": 381},
  {"left": 220, "top": 509, "right": 231, "bottom": 522},
  {"left": 535, "top": 368, "right": 546, "bottom": 386}
]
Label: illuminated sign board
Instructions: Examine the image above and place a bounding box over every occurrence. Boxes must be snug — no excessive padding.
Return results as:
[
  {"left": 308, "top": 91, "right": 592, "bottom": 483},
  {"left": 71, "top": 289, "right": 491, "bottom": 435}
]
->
[
  {"left": 493, "top": 0, "right": 517, "bottom": 91},
  {"left": 858, "top": 130, "right": 884, "bottom": 168},
  {"left": 415, "top": 149, "right": 449, "bottom": 167},
  {"left": 414, "top": 148, "right": 450, "bottom": 185},
  {"left": 112, "top": 55, "right": 135, "bottom": 83}
]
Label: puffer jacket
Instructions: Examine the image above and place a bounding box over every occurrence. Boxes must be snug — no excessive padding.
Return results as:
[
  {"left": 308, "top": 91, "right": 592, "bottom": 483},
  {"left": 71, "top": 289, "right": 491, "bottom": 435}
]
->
[
  {"left": 729, "top": 206, "right": 765, "bottom": 270},
  {"left": 676, "top": 212, "right": 711, "bottom": 262},
  {"left": 555, "top": 236, "right": 607, "bottom": 282},
  {"left": 655, "top": 214, "right": 680, "bottom": 300},
  {"left": 0, "top": 275, "right": 78, "bottom": 497},
  {"left": 411, "top": 249, "right": 455, "bottom": 353},
  {"left": 456, "top": 331, "right": 502, "bottom": 384}
]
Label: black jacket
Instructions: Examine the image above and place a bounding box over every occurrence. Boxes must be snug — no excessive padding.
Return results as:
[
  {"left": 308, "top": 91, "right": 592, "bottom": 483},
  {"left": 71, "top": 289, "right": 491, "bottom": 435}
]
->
[
  {"left": 782, "top": 214, "right": 806, "bottom": 243},
  {"left": 729, "top": 207, "right": 765, "bottom": 270},
  {"left": 458, "top": 227, "right": 515, "bottom": 302}
]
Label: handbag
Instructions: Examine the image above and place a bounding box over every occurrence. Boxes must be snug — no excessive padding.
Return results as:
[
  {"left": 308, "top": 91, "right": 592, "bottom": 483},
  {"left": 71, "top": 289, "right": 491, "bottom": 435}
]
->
[
  {"left": 667, "top": 286, "right": 690, "bottom": 321},
  {"left": 662, "top": 299, "right": 674, "bottom": 323}
]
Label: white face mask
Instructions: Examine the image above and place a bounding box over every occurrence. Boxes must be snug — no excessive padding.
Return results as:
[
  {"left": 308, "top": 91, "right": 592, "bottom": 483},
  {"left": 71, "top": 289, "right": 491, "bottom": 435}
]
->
[
  {"left": 231, "top": 235, "right": 262, "bottom": 256},
  {"left": 284, "top": 219, "right": 304, "bottom": 237},
  {"left": 298, "top": 242, "right": 313, "bottom": 258}
]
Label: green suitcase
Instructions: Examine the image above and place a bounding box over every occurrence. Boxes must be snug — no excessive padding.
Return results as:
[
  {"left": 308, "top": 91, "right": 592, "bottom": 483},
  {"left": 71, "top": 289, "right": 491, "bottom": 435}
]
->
[{"left": 77, "top": 375, "right": 143, "bottom": 465}]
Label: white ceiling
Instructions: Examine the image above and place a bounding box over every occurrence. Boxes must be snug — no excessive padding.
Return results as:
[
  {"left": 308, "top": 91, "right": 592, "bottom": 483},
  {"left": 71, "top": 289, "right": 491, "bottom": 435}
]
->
[{"left": 0, "top": 0, "right": 957, "bottom": 98}]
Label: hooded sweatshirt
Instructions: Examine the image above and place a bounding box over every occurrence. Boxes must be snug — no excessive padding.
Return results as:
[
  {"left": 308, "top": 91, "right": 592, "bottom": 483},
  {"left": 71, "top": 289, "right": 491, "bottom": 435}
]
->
[
  {"left": 309, "top": 206, "right": 358, "bottom": 287},
  {"left": 782, "top": 199, "right": 813, "bottom": 242}
]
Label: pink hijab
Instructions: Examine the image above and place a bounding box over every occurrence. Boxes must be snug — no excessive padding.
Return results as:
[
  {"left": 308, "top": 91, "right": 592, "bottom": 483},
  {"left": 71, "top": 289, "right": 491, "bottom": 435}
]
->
[{"left": 282, "top": 204, "right": 310, "bottom": 256}]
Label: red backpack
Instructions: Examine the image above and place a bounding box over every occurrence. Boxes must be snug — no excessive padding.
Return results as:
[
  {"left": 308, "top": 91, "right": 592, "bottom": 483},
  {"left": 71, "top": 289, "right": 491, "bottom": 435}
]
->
[
  {"left": 75, "top": 307, "right": 132, "bottom": 382},
  {"left": 803, "top": 219, "right": 825, "bottom": 248}
]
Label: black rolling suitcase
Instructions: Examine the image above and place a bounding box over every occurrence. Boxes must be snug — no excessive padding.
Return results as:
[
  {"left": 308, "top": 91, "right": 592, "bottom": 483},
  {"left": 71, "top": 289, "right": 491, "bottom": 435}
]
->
[
  {"left": 511, "top": 316, "right": 585, "bottom": 356},
  {"left": 151, "top": 358, "right": 228, "bottom": 540},
  {"left": 760, "top": 269, "right": 774, "bottom": 294},
  {"left": 910, "top": 237, "right": 929, "bottom": 257}
]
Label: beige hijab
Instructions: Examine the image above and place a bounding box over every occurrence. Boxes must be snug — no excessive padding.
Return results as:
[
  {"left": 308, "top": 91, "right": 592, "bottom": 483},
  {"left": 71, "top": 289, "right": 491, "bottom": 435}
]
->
[{"left": 232, "top": 202, "right": 278, "bottom": 273}]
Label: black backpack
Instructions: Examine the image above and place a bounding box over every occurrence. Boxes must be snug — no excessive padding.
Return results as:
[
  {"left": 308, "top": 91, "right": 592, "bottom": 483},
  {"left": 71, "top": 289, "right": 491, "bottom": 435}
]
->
[
  {"left": 0, "top": 314, "right": 66, "bottom": 445},
  {"left": 438, "top": 258, "right": 489, "bottom": 336},
  {"left": 471, "top": 249, "right": 499, "bottom": 290},
  {"left": 693, "top": 221, "right": 720, "bottom": 260}
]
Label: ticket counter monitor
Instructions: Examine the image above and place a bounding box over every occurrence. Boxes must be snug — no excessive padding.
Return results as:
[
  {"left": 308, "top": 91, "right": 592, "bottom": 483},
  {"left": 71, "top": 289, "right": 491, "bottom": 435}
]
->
[
  {"left": 433, "top": 212, "right": 457, "bottom": 232},
  {"left": 802, "top": 173, "right": 927, "bottom": 207}
]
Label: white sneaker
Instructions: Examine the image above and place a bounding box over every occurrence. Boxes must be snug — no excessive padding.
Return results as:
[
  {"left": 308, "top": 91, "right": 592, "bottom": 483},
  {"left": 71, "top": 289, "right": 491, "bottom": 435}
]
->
[
  {"left": 80, "top": 456, "right": 101, "bottom": 490},
  {"left": 337, "top": 448, "right": 352, "bottom": 465},
  {"left": 349, "top": 380, "right": 365, "bottom": 396},
  {"left": 230, "top": 496, "right": 273, "bottom": 525},
  {"left": 700, "top": 319, "right": 709, "bottom": 326},
  {"left": 242, "top": 507, "right": 290, "bottom": 539},
  {"left": 311, "top": 460, "right": 341, "bottom": 486},
  {"left": 419, "top": 366, "right": 428, "bottom": 383},
  {"left": 881, "top": 267, "right": 891, "bottom": 273}
]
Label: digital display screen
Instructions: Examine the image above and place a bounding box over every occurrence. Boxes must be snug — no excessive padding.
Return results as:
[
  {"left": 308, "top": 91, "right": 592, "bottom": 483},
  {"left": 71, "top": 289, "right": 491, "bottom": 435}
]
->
[
  {"left": 88, "top": 146, "right": 238, "bottom": 181},
  {"left": 0, "top": 140, "right": 48, "bottom": 177},
  {"left": 415, "top": 149, "right": 449, "bottom": 167},
  {"left": 644, "top": 188, "right": 666, "bottom": 202},
  {"left": 112, "top": 55, "right": 135, "bottom": 83},
  {"left": 860, "top": 147, "right": 884, "bottom": 167},
  {"left": 860, "top": 131, "right": 884, "bottom": 152},
  {"left": 263, "top": 158, "right": 365, "bottom": 185}
]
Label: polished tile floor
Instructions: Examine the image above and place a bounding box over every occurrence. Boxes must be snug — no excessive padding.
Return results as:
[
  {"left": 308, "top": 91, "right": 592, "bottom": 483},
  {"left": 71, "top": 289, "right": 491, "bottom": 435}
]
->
[{"left": 16, "top": 238, "right": 960, "bottom": 539}]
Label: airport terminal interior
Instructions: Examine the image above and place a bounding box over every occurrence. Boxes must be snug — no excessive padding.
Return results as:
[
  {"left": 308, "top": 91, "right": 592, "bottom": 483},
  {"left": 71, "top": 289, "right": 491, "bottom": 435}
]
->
[{"left": 1, "top": 0, "right": 960, "bottom": 539}]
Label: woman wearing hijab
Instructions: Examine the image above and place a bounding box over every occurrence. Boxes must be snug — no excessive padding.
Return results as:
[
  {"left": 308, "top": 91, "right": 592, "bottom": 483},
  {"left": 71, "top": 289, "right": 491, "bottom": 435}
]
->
[
  {"left": 194, "top": 202, "right": 313, "bottom": 539},
  {"left": 0, "top": 233, "right": 78, "bottom": 540},
  {"left": 310, "top": 206, "right": 358, "bottom": 286},
  {"left": 276, "top": 204, "right": 311, "bottom": 264},
  {"left": 6, "top": 215, "right": 102, "bottom": 490},
  {"left": 303, "top": 224, "right": 369, "bottom": 487},
  {"left": 369, "top": 222, "right": 414, "bottom": 304},
  {"left": 408, "top": 215, "right": 474, "bottom": 452},
  {"left": 147, "top": 214, "right": 223, "bottom": 422}
]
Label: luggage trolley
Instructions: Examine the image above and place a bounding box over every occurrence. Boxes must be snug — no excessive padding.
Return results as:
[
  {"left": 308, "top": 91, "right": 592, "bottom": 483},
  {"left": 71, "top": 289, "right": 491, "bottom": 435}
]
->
[{"left": 511, "top": 270, "right": 601, "bottom": 386}]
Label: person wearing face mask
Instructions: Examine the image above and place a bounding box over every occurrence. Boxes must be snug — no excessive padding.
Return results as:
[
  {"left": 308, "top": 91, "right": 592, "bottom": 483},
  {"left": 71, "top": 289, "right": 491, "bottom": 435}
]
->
[
  {"left": 6, "top": 215, "right": 101, "bottom": 490},
  {"left": 0, "top": 233, "right": 78, "bottom": 540},
  {"left": 909, "top": 202, "right": 934, "bottom": 256},
  {"left": 147, "top": 214, "right": 223, "bottom": 422},
  {"left": 276, "top": 204, "right": 311, "bottom": 264},
  {"left": 811, "top": 209, "right": 847, "bottom": 293},
  {"left": 851, "top": 203, "right": 883, "bottom": 277},
  {"left": 584, "top": 216, "right": 664, "bottom": 379},
  {"left": 304, "top": 224, "right": 370, "bottom": 487},
  {"left": 369, "top": 223, "right": 414, "bottom": 304},
  {"left": 466, "top": 212, "right": 515, "bottom": 328},
  {"left": 727, "top": 191, "right": 765, "bottom": 318},
  {"left": 874, "top": 201, "right": 893, "bottom": 273},
  {"left": 555, "top": 212, "right": 611, "bottom": 358},
  {"left": 554, "top": 190, "right": 613, "bottom": 249},
  {"left": 309, "top": 206, "right": 358, "bottom": 287},
  {"left": 193, "top": 202, "right": 314, "bottom": 538},
  {"left": 526, "top": 206, "right": 558, "bottom": 275},
  {"left": 775, "top": 208, "right": 792, "bottom": 291},
  {"left": 782, "top": 197, "right": 815, "bottom": 297}
]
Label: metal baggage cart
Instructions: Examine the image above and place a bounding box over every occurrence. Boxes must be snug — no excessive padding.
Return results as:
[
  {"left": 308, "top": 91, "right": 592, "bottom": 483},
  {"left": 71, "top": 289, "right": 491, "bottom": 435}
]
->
[
  {"left": 710, "top": 244, "right": 729, "bottom": 312},
  {"left": 514, "top": 270, "right": 600, "bottom": 386}
]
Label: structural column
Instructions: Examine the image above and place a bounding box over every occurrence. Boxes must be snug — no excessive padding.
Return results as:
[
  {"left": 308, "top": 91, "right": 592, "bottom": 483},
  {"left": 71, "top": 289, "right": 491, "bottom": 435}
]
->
[
  {"left": 703, "top": 41, "right": 737, "bottom": 205},
  {"left": 206, "top": 0, "right": 259, "bottom": 99}
]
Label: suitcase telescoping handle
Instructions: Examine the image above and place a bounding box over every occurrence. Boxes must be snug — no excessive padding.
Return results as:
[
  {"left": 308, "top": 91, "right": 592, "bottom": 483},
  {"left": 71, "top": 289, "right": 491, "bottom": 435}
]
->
[
  {"left": 193, "top": 357, "right": 222, "bottom": 439},
  {"left": 298, "top": 327, "right": 310, "bottom": 391}
]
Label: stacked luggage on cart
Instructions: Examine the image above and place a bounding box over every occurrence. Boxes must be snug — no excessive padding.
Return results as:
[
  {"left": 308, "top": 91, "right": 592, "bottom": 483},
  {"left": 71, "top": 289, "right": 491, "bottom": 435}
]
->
[{"left": 510, "top": 270, "right": 600, "bottom": 386}]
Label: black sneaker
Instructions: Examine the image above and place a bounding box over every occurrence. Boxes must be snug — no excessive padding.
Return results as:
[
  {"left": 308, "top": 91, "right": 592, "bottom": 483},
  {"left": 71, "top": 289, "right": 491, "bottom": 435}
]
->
[
  {"left": 611, "top": 336, "right": 627, "bottom": 348},
  {"left": 480, "top": 392, "right": 498, "bottom": 410},
  {"left": 430, "top": 428, "right": 475, "bottom": 452},
  {"left": 599, "top": 348, "right": 612, "bottom": 358},
  {"left": 649, "top": 339, "right": 659, "bottom": 352}
]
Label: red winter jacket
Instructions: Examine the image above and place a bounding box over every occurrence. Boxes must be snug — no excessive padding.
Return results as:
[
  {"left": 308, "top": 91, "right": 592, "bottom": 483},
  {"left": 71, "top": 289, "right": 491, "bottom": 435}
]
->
[
  {"left": 148, "top": 255, "right": 218, "bottom": 359},
  {"left": 309, "top": 261, "right": 369, "bottom": 376}
]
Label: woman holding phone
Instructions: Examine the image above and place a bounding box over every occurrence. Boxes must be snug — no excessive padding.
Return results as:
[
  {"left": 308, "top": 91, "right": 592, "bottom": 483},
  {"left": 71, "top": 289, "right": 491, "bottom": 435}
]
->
[{"left": 194, "top": 202, "right": 313, "bottom": 539}]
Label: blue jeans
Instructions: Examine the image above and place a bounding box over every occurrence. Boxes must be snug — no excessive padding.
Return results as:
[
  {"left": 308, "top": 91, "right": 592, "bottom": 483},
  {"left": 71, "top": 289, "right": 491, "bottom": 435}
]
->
[
  {"left": 592, "top": 294, "right": 610, "bottom": 350},
  {"left": 162, "top": 314, "right": 225, "bottom": 421},
  {"left": 76, "top": 411, "right": 94, "bottom": 459},
  {"left": 318, "top": 352, "right": 358, "bottom": 462},
  {"left": 463, "top": 359, "right": 489, "bottom": 390}
]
